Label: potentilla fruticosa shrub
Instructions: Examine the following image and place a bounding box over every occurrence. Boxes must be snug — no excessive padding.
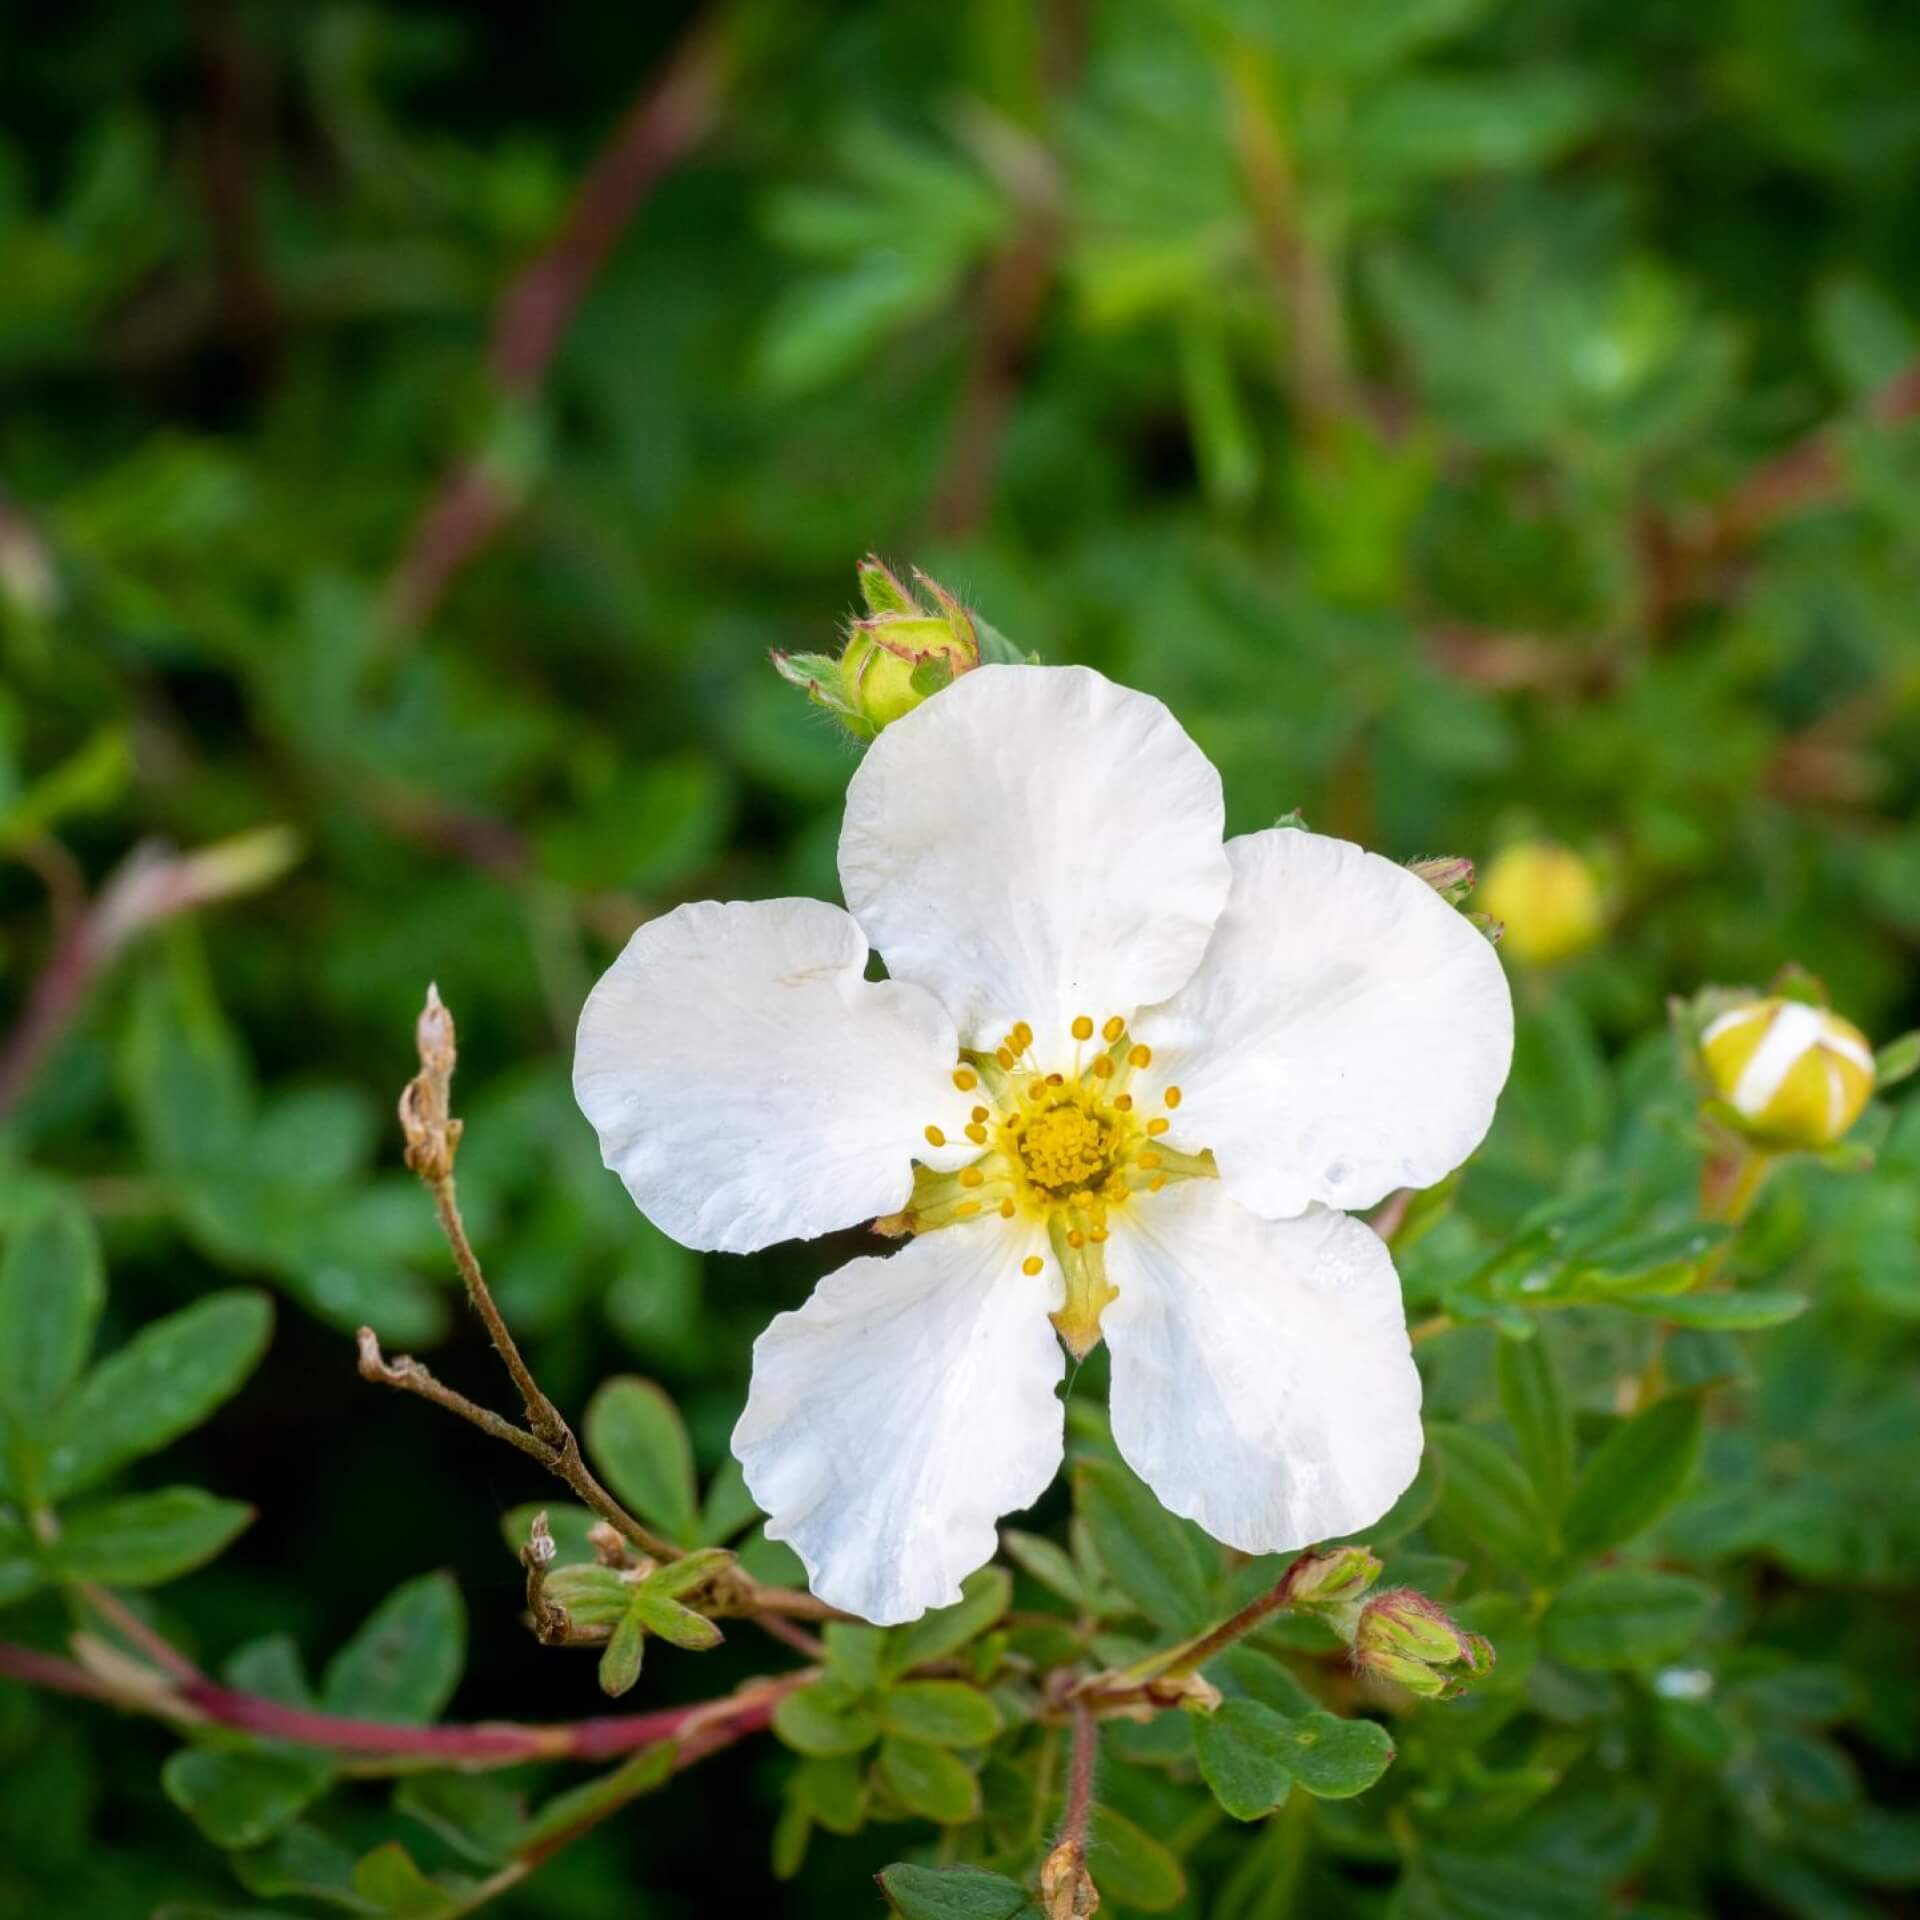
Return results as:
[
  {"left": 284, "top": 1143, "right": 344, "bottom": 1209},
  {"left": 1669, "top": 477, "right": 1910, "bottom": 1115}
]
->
[{"left": 3, "top": 562, "right": 1916, "bottom": 1919}]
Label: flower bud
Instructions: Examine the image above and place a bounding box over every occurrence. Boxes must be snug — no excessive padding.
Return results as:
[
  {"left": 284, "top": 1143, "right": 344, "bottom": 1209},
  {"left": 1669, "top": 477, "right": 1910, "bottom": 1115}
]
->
[
  {"left": 1701, "top": 996, "right": 1875, "bottom": 1149},
  {"left": 1285, "top": 1546, "right": 1382, "bottom": 1613},
  {"left": 1354, "top": 1589, "right": 1493, "bottom": 1700},
  {"left": 771, "top": 555, "right": 981, "bottom": 742},
  {"left": 1406, "top": 855, "right": 1476, "bottom": 906},
  {"left": 1478, "top": 841, "right": 1604, "bottom": 966}
]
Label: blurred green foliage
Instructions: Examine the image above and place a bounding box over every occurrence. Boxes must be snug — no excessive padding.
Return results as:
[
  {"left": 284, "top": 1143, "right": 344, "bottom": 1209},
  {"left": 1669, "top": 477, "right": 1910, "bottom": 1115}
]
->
[{"left": 2, "top": 0, "right": 1918, "bottom": 1914}]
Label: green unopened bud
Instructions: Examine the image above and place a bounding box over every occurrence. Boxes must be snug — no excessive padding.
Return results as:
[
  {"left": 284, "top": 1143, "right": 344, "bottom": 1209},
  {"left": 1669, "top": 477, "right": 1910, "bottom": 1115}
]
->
[
  {"left": 772, "top": 554, "right": 982, "bottom": 741},
  {"left": 1286, "top": 1546, "right": 1382, "bottom": 1613},
  {"left": 1406, "top": 855, "right": 1476, "bottom": 906},
  {"left": 1701, "top": 995, "right": 1875, "bottom": 1149},
  {"left": 1354, "top": 1589, "right": 1494, "bottom": 1701},
  {"left": 1478, "top": 841, "right": 1604, "bottom": 966}
]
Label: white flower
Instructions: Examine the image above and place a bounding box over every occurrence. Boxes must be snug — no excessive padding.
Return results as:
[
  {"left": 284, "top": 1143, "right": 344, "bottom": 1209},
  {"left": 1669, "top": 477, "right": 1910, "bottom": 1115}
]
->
[{"left": 574, "top": 666, "right": 1513, "bottom": 1623}]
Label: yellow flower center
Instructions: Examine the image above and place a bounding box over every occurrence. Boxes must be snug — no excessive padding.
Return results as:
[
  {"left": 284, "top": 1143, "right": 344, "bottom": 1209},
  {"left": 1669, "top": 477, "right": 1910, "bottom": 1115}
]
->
[
  {"left": 1009, "top": 1096, "right": 1120, "bottom": 1198},
  {"left": 879, "top": 1012, "right": 1213, "bottom": 1360}
]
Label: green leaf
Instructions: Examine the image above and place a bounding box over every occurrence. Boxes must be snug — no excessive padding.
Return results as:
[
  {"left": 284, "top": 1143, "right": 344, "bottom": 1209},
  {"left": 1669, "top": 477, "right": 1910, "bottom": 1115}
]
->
[
  {"left": 1074, "top": 1458, "right": 1214, "bottom": 1632},
  {"left": 1000, "top": 1529, "right": 1094, "bottom": 1610},
  {"left": 1206, "top": 1643, "right": 1317, "bottom": 1717},
  {"left": 323, "top": 1572, "right": 465, "bottom": 1723},
  {"left": 44, "top": 1487, "right": 252, "bottom": 1586},
  {"left": 1429, "top": 1424, "right": 1547, "bottom": 1567},
  {"left": 699, "top": 1455, "right": 760, "bottom": 1545},
  {"left": 771, "top": 1682, "right": 880, "bottom": 1757},
  {"left": 351, "top": 1841, "right": 460, "bottom": 1918},
  {"left": 879, "top": 1734, "right": 980, "bottom": 1824},
  {"left": 627, "top": 1586, "right": 724, "bottom": 1654},
  {"left": 0, "top": 1509, "right": 42, "bottom": 1609},
  {"left": 878, "top": 1862, "right": 1035, "bottom": 1919},
  {"left": 884, "top": 1565, "right": 1012, "bottom": 1676},
  {"left": 791, "top": 1753, "right": 868, "bottom": 1834},
  {"left": 598, "top": 1607, "right": 646, "bottom": 1697},
  {"left": 1089, "top": 1804, "right": 1187, "bottom": 1910},
  {"left": 1193, "top": 1698, "right": 1296, "bottom": 1819},
  {"left": 1544, "top": 1569, "right": 1715, "bottom": 1669},
  {"left": 122, "top": 957, "right": 252, "bottom": 1177},
  {"left": 229, "top": 1822, "right": 366, "bottom": 1907},
  {"left": 0, "top": 1197, "right": 104, "bottom": 1420},
  {"left": 583, "top": 1376, "right": 698, "bottom": 1545},
  {"left": 225, "top": 1632, "right": 314, "bottom": 1708},
  {"left": 394, "top": 1773, "right": 526, "bottom": 1868},
  {"left": 1197, "top": 1701, "right": 1397, "bottom": 1800},
  {"left": 1561, "top": 1394, "right": 1704, "bottom": 1559},
  {"left": 824, "top": 1621, "right": 886, "bottom": 1694},
  {"left": 43, "top": 1291, "right": 273, "bottom": 1501},
  {"left": 878, "top": 1680, "right": 1003, "bottom": 1747},
  {"left": 161, "top": 1748, "right": 333, "bottom": 1850},
  {"left": 1496, "top": 1333, "right": 1573, "bottom": 1519},
  {"left": 1611, "top": 1291, "right": 1808, "bottom": 1331}
]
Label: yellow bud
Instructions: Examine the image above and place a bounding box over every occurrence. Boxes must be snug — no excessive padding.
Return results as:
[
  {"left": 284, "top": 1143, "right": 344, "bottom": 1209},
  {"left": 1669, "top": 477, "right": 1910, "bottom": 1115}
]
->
[
  {"left": 1479, "top": 842, "right": 1604, "bottom": 967},
  {"left": 1702, "top": 997, "right": 1875, "bottom": 1148}
]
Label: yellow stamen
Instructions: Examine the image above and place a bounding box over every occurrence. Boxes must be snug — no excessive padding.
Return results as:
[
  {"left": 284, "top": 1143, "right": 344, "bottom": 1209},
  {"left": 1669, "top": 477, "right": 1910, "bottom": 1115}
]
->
[
  {"left": 965, "top": 1122, "right": 988, "bottom": 1145},
  {"left": 957, "top": 1200, "right": 981, "bottom": 1218},
  {"left": 996, "top": 1047, "right": 1015, "bottom": 1070},
  {"left": 1114, "top": 1094, "right": 1133, "bottom": 1112},
  {"left": 1068, "top": 1229, "right": 1085, "bottom": 1250},
  {"left": 925, "top": 1125, "right": 946, "bottom": 1148},
  {"left": 1102, "top": 1016, "right": 1125, "bottom": 1043},
  {"left": 1022, "top": 1255, "right": 1044, "bottom": 1276},
  {"left": 1128, "top": 1044, "right": 1151, "bottom": 1068},
  {"left": 971, "top": 1105, "right": 988, "bottom": 1123},
  {"left": 1147, "top": 1117, "right": 1169, "bottom": 1136},
  {"left": 1149, "top": 1174, "right": 1166, "bottom": 1192},
  {"left": 999, "top": 1199, "right": 1016, "bottom": 1218},
  {"left": 960, "top": 1167, "right": 984, "bottom": 1188},
  {"left": 1164, "top": 1085, "right": 1182, "bottom": 1108},
  {"left": 1139, "top": 1151, "right": 1161, "bottom": 1169},
  {"left": 1012, "top": 1021, "right": 1033, "bottom": 1050},
  {"left": 1072, "top": 1014, "right": 1094, "bottom": 1042},
  {"left": 952, "top": 1067, "right": 977, "bottom": 1091},
  {"left": 1092, "top": 1055, "right": 1114, "bottom": 1079}
]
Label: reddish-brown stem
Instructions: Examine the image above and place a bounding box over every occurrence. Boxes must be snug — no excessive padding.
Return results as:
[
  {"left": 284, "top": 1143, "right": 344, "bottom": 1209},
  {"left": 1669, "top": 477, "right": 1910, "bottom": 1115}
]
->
[
  {"left": 0, "top": 1642, "right": 129, "bottom": 1706},
  {"left": 383, "top": 14, "right": 733, "bottom": 631},
  {"left": 1157, "top": 1549, "right": 1316, "bottom": 1679},
  {"left": 0, "top": 1636, "right": 805, "bottom": 1768},
  {"left": 0, "top": 912, "right": 100, "bottom": 1122}
]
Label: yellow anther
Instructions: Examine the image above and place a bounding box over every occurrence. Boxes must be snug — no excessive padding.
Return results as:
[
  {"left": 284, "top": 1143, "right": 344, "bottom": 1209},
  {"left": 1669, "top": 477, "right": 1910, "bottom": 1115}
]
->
[
  {"left": 1114, "top": 1094, "right": 1133, "bottom": 1112},
  {"left": 1089, "top": 1227, "right": 1109, "bottom": 1244},
  {"left": 1164, "top": 1085, "right": 1182, "bottom": 1109},
  {"left": 1102, "top": 1016, "right": 1125, "bottom": 1043},
  {"left": 1128, "top": 1044, "right": 1151, "bottom": 1068},
  {"left": 1029, "top": 1079, "right": 1048, "bottom": 1101},
  {"left": 1149, "top": 1175, "right": 1166, "bottom": 1192},
  {"left": 965, "top": 1122, "right": 988, "bottom": 1145},
  {"left": 960, "top": 1167, "right": 984, "bottom": 1188},
  {"left": 1147, "top": 1117, "right": 1169, "bottom": 1136},
  {"left": 1012, "top": 1021, "right": 1033, "bottom": 1049},
  {"left": 999, "top": 1199, "right": 1016, "bottom": 1218},
  {"left": 1068, "top": 1229, "right": 1086, "bottom": 1250},
  {"left": 1138, "top": 1151, "right": 1161, "bottom": 1169},
  {"left": 1046, "top": 1072, "right": 1064, "bottom": 1086},
  {"left": 1022, "top": 1255, "right": 1044, "bottom": 1276},
  {"left": 996, "top": 1046, "right": 1015, "bottom": 1070},
  {"left": 1072, "top": 1014, "right": 1094, "bottom": 1042},
  {"left": 952, "top": 1068, "right": 977, "bottom": 1091},
  {"left": 1092, "top": 1055, "right": 1115, "bottom": 1079},
  {"left": 925, "top": 1125, "right": 947, "bottom": 1148},
  {"left": 971, "top": 1105, "right": 989, "bottom": 1123},
  {"left": 957, "top": 1200, "right": 981, "bottom": 1218}
]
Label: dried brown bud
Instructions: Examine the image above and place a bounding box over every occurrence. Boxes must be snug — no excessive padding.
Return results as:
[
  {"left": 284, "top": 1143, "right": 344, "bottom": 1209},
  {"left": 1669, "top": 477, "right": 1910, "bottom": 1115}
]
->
[{"left": 399, "top": 983, "right": 464, "bottom": 1181}]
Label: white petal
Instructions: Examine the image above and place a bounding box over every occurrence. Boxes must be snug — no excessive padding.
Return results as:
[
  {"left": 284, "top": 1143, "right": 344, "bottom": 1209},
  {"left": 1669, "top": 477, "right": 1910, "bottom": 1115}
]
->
[
  {"left": 839, "top": 664, "right": 1230, "bottom": 1062},
  {"left": 1133, "top": 829, "right": 1513, "bottom": 1217},
  {"left": 1103, "top": 1183, "right": 1422, "bottom": 1552},
  {"left": 573, "top": 898, "right": 974, "bottom": 1255},
  {"left": 732, "top": 1221, "right": 1064, "bottom": 1624}
]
